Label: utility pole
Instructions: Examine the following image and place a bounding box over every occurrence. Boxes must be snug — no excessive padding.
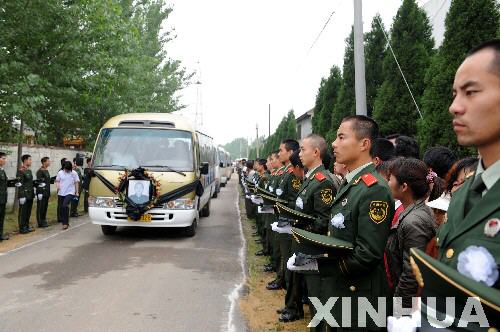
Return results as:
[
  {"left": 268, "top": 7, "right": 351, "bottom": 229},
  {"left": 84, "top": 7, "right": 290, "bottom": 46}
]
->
[
  {"left": 353, "top": 0, "right": 367, "bottom": 116},
  {"left": 256, "top": 124, "right": 260, "bottom": 158},
  {"left": 268, "top": 104, "right": 271, "bottom": 138}
]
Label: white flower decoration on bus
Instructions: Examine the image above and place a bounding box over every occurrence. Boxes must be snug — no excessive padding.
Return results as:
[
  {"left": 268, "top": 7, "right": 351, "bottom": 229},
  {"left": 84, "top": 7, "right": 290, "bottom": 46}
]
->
[{"left": 457, "top": 245, "right": 498, "bottom": 286}]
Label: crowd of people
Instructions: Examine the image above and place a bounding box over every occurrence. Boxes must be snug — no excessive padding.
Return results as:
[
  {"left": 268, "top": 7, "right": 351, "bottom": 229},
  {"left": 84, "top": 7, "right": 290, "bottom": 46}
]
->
[
  {"left": 0, "top": 153, "right": 93, "bottom": 239},
  {"left": 237, "top": 39, "right": 499, "bottom": 330}
]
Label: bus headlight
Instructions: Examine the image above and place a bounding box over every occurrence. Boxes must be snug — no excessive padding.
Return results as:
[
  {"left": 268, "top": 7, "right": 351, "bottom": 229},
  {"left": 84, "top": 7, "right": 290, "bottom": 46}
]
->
[
  {"left": 88, "top": 196, "right": 117, "bottom": 208},
  {"left": 164, "top": 198, "right": 195, "bottom": 210}
]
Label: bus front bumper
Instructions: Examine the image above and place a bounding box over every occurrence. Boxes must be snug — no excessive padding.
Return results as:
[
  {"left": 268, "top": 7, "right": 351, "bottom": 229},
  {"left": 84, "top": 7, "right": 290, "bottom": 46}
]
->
[{"left": 89, "top": 207, "right": 198, "bottom": 228}]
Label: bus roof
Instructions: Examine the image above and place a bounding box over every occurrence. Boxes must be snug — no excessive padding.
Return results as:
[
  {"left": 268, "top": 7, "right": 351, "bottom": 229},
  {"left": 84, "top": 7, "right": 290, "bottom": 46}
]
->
[{"left": 101, "top": 113, "right": 195, "bottom": 132}]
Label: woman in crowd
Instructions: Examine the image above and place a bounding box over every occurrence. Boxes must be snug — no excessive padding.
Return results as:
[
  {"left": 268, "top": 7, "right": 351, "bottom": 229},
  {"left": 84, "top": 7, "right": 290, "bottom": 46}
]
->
[
  {"left": 55, "top": 161, "right": 80, "bottom": 230},
  {"left": 445, "top": 157, "right": 479, "bottom": 194},
  {"left": 386, "top": 157, "right": 437, "bottom": 310}
]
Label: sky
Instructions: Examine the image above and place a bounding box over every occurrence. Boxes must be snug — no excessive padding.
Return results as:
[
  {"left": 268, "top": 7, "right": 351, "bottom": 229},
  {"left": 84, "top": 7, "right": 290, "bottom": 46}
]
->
[{"left": 165, "top": 0, "right": 448, "bottom": 146}]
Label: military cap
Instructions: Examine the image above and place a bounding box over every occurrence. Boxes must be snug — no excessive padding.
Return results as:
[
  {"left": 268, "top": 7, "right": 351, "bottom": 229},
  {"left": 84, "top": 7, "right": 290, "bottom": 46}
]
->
[
  {"left": 291, "top": 227, "right": 354, "bottom": 259},
  {"left": 410, "top": 248, "right": 499, "bottom": 330},
  {"left": 275, "top": 202, "right": 315, "bottom": 228},
  {"left": 256, "top": 186, "right": 287, "bottom": 205}
]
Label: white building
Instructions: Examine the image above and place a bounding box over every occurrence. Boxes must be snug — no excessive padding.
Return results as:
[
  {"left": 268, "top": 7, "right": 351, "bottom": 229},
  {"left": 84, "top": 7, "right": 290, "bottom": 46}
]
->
[{"left": 296, "top": 108, "right": 314, "bottom": 141}]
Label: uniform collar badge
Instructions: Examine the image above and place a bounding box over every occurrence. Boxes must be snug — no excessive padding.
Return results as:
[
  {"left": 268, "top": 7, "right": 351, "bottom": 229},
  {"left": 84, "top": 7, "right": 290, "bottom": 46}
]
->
[{"left": 484, "top": 218, "right": 499, "bottom": 238}]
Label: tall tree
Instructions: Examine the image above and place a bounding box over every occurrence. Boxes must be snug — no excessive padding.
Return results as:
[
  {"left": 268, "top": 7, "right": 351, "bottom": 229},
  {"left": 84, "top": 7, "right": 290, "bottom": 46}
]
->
[
  {"left": 328, "top": 28, "right": 356, "bottom": 142},
  {"left": 373, "top": 0, "right": 434, "bottom": 137},
  {"left": 417, "top": 0, "right": 499, "bottom": 154},
  {"left": 260, "top": 110, "right": 297, "bottom": 157},
  {"left": 364, "top": 14, "right": 386, "bottom": 117},
  {"left": 312, "top": 66, "right": 342, "bottom": 138},
  {"left": 223, "top": 138, "right": 248, "bottom": 159}
]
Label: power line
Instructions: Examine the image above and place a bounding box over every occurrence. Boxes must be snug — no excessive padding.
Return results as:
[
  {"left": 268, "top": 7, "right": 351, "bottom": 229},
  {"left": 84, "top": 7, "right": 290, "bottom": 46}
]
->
[{"left": 375, "top": 16, "right": 423, "bottom": 119}]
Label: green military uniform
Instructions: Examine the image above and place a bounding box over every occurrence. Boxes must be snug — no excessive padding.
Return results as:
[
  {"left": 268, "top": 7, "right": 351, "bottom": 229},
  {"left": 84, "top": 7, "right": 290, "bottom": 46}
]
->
[
  {"left": 263, "top": 168, "right": 278, "bottom": 263},
  {"left": 275, "top": 163, "right": 303, "bottom": 320},
  {"left": 17, "top": 166, "right": 35, "bottom": 233},
  {"left": 70, "top": 167, "right": 83, "bottom": 216},
  {"left": 0, "top": 167, "right": 9, "bottom": 239},
  {"left": 291, "top": 164, "right": 336, "bottom": 326},
  {"left": 437, "top": 160, "right": 500, "bottom": 272},
  {"left": 256, "top": 170, "right": 270, "bottom": 242},
  {"left": 411, "top": 248, "right": 499, "bottom": 330},
  {"left": 319, "top": 163, "right": 393, "bottom": 331},
  {"left": 431, "top": 159, "right": 500, "bottom": 330},
  {"left": 36, "top": 168, "right": 51, "bottom": 227}
]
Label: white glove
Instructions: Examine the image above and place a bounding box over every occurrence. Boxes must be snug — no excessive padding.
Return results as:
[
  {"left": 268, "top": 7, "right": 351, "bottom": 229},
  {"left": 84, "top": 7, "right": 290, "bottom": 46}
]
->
[
  {"left": 286, "top": 254, "right": 319, "bottom": 271},
  {"left": 387, "top": 313, "right": 420, "bottom": 332},
  {"left": 19, "top": 197, "right": 26, "bottom": 205},
  {"left": 37, "top": 194, "right": 43, "bottom": 201},
  {"left": 272, "top": 223, "right": 292, "bottom": 234}
]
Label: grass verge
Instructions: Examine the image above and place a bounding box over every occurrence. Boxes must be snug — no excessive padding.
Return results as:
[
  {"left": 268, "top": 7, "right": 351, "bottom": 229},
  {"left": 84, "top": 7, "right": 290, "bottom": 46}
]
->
[{"left": 237, "top": 190, "right": 309, "bottom": 332}]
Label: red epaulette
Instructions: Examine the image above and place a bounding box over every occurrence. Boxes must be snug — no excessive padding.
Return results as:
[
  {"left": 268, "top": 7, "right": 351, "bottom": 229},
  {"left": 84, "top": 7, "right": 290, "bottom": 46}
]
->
[
  {"left": 287, "top": 168, "right": 294, "bottom": 174},
  {"left": 361, "top": 173, "right": 378, "bottom": 187},
  {"left": 314, "top": 172, "right": 326, "bottom": 182},
  {"left": 277, "top": 170, "right": 284, "bottom": 176}
]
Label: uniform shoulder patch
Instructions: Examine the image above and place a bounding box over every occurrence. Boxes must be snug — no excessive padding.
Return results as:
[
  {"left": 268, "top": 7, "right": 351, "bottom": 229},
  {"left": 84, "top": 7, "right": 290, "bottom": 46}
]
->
[
  {"left": 287, "top": 168, "right": 294, "bottom": 174},
  {"left": 369, "top": 201, "right": 389, "bottom": 224},
  {"left": 314, "top": 172, "right": 326, "bottom": 182},
  {"left": 361, "top": 173, "right": 378, "bottom": 187},
  {"left": 277, "top": 170, "right": 284, "bottom": 175},
  {"left": 320, "top": 188, "right": 333, "bottom": 205}
]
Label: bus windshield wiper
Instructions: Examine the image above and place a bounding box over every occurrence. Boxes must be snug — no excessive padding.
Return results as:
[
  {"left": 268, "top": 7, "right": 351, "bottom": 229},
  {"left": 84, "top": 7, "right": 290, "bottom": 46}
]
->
[
  {"left": 94, "top": 164, "right": 126, "bottom": 169},
  {"left": 140, "top": 165, "right": 186, "bottom": 177}
]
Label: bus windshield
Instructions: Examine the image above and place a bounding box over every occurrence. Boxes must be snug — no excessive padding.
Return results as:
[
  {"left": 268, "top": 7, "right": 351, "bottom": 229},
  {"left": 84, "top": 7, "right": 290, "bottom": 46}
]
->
[{"left": 93, "top": 128, "right": 194, "bottom": 171}]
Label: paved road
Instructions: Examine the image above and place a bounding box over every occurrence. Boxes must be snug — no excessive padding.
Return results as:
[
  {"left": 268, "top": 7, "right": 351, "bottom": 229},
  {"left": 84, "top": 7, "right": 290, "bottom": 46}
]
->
[{"left": 0, "top": 178, "right": 246, "bottom": 332}]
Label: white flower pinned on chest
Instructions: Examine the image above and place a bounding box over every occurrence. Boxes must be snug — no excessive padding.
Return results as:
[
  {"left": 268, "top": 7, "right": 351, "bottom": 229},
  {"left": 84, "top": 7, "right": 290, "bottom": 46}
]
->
[
  {"left": 330, "top": 213, "right": 345, "bottom": 229},
  {"left": 457, "top": 245, "right": 499, "bottom": 286},
  {"left": 296, "top": 197, "right": 304, "bottom": 210},
  {"left": 269, "top": 186, "right": 274, "bottom": 193},
  {"left": 276, "top": 188, "right": 283, "bottom": 196}
]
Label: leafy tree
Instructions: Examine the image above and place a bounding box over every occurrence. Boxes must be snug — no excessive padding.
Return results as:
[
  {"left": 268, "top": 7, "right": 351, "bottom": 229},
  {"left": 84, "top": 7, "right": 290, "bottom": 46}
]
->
[
  {"left": 260, "top": 110, "right": 297, "bottom": 157},
  {"left": 0, "top": 0, "right": 188, "bottom": 147},
  {"left": 328, "top": 28, "right": 356, "bottom": 142},
  {"left": 417, "top": 0, "right": 499, "bottom": 155},
  {"left": 312, "top": 66, "right": 342, "bottom": 139},
  {"left": 373, "top": 0, "right": 434, "bottom": 137},
  {"left": 365, "top": 14, "right": 386, "bottom": 117},
  {"left": 223, "top": 138, "right": 248, "bottom": 159}
]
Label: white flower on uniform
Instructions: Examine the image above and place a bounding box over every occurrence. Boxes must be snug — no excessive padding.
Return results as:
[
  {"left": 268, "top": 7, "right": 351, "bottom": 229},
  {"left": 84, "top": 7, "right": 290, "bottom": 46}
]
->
[
  {"left": 276, "top": 188, "right": 283, "bottom": 196},
  {"left": 296, "top": 197, "right": 304, "bottom": 210},
  {"left": 457, "top": 245, "right": 499, "bottom": 286},
  {"left": 330, "top": 213, "right": 345, "bottom": 229},
  {"left": 269, "top": 186, "right": 274, "bottom": 193}
]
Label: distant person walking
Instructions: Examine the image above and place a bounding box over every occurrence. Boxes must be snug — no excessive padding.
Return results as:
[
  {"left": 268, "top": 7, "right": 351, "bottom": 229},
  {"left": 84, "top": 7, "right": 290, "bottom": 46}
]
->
[{"left": 56, "top": 161, "right": 80, "bottom": 230}]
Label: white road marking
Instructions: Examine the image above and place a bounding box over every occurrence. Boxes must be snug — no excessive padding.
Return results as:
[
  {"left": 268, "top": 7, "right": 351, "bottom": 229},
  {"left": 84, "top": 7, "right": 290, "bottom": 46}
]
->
[
  {"left": 0, "top": 220, "right": 90, "bottom": 257},
  {"left": 224, "top": 185, "right": 247, "bottom": 332}
]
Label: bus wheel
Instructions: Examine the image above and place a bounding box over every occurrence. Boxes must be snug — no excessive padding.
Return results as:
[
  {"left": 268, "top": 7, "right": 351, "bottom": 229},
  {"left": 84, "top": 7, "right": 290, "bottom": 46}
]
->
[
  {"left": 200, "top": 201, "right": 211, "bottom": 217},
  {"left": 184, "top": 220, "right": 197, "bottom": 237},
  {"left": 101, "top": 225, "right": 117, "bottom": 235}
]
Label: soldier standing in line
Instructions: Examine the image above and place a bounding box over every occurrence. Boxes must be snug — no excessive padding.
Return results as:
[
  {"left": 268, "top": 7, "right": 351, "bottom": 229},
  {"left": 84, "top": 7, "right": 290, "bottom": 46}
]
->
[
  {"left": 70, "top": 157, "right": 83, "bottom": 217},
  {"left": 17, "top": 154, "right": 35, "bottom": 234},
  {"left": 36, "top": 156, "right": 51, "bottom": 228},
  {"left": 0, "top": 151, "right": 17, "bottom": 241},
  {"left": 272, "top": 139, "right": 302, "bottom": 320},
  {"left": 318, "top": 116, "right": 394, "bottom": 331}
]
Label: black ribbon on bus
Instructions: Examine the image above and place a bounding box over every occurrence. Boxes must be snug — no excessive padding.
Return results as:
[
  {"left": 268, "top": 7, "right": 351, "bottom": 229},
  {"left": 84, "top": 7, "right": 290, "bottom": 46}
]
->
[{"left": 91, "top": 168, "right": 204, "bottom": 221}]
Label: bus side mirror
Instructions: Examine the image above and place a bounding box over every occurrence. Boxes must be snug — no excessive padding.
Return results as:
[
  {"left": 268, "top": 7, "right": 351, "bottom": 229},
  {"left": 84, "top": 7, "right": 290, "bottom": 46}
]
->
[
  {"left": 200, "top": 162, "right": 209, "bottom": 175},
  {"left": 219, "top": 162, "right": 224, "bottom": 168}
]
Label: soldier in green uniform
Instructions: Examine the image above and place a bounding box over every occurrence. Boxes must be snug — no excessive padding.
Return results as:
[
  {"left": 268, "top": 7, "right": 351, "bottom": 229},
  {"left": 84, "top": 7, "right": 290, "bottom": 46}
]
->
[
  {"left": 36, "top": 156, "right": 51, "bottom": 228},
  {"left": 254, "top": 158, "right": 270, "bottom": 253},
  {"left": 416, "top": 40, "right": 500, "bottom": 329},
  {"left": 316, "top": 116, "right": 394, "bottom": 331},
  {"left": 70, "top": 157, "right": 83, "bottom": 217},
  {"left": 280, "top": 134, "right": 337, "bottom": 324},
  {"left": 272, "top": 139, "right": 303, "bottom": 320},
  {"left": 0, "top": 151, "right": 15, "bottom": 240},
  {"left": 17, "top": 154, "right": 35, "bottom": 234},
  {"left": 262, "top": 151, "right": 282, "bottom": 274}
]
